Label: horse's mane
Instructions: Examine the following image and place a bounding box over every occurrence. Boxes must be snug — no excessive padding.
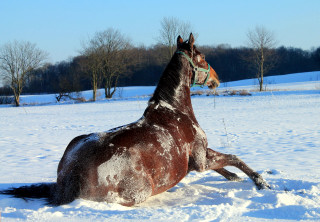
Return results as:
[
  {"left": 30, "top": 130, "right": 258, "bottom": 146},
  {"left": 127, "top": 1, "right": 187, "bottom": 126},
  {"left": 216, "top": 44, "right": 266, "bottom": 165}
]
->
[{"left": 149, "top": 52, "right": 184, "bottom": 105}]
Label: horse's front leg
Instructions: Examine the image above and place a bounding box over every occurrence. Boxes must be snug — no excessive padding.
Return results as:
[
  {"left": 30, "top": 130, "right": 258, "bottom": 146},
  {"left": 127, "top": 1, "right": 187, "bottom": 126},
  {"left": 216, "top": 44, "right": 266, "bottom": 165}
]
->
[
  {"left": 214, "top": 168, "right": 242, "bottom": 182},
  {"left": 206, "top": 148, "right": 270, "bottom": 190}
]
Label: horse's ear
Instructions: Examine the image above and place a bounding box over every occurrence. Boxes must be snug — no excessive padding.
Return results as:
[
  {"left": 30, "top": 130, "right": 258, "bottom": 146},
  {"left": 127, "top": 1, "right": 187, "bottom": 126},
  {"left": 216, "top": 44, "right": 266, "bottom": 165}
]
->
[
  {"left": 188, "top": 33, "right": 195, "bottom": 48},
  {"left": 177, "top": 35, "right": 183, "bottom": 48}
]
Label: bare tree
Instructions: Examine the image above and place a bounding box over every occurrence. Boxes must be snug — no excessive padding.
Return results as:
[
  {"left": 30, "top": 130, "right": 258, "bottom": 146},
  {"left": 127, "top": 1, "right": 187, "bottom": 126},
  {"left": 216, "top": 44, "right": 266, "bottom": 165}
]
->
[
  {"left": 0, "top": 40, "right": 47, "bottom": 106},
  {"left": 247, "top": 26, "right": 277, "bottom": 91},
  {"left": 158, "top": 17, "right": 196, "bottom": 59},
  {"left": 81, "top": 41, "right": 104, "bottom": 101},
  {"left": 81, "top": 28, "right": 132, "bottom": 99}
]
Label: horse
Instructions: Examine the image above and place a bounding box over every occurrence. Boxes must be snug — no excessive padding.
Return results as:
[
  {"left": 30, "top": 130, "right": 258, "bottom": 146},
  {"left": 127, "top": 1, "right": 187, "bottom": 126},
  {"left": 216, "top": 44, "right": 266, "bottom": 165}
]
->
[{"left": 1, "top": 33, "right": 270, "bottom": 206}]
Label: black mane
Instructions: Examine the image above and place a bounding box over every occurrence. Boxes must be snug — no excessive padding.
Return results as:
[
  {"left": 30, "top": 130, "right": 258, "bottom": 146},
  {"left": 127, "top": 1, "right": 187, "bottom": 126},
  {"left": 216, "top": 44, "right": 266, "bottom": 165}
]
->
[{"left": 149, "top": 52, "right": 184, "bottom": 105}]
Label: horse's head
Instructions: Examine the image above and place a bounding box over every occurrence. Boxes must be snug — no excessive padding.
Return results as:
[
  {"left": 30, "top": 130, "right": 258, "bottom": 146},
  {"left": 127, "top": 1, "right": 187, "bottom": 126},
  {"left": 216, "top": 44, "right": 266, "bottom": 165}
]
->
[{"left": 176, "top": 33, "right": 220, "bottom": 89}]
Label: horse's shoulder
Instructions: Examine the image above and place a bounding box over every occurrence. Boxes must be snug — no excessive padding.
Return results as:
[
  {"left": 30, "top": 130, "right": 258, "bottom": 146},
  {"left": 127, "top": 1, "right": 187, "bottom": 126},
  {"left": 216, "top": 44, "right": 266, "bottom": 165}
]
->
[{"left": 192, "top": 123, "right": 206, "bottom": 140}]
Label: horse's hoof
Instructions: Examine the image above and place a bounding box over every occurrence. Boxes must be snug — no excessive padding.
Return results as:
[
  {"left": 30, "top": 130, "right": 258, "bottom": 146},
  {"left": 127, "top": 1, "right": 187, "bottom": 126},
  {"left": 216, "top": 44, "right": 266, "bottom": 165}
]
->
[
  {"left": 252, "top": 172, "right": 271, "bottom": 190},
  {"left": 256, "top": 181, "right": 271, "bottom": 190}
]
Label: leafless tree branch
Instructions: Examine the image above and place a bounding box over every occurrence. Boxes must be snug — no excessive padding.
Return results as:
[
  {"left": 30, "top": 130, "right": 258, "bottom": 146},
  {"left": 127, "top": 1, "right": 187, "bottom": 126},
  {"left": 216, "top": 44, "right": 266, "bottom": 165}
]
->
[
  {"left": 246, "top": 26, "right": 277, "bottom": 91},
  {"left": 81, "top": 28, "right": 133, "bottom": 99},
  {"left": 0, "top": 40, "right": 47, "bottom": 106},
  {"left": 158, "top": 17, "right": 197, "bottom": 59}
]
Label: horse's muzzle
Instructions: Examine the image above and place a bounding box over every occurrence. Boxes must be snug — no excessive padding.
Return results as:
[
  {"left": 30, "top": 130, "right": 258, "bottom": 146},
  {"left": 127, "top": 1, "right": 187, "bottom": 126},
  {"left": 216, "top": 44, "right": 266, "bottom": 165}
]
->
[
  {"left": 207, "top": 79, "right": 219, "bottom": 89},
  {"left": 207, "top": 68, "right": 220, "bottom": 89}
]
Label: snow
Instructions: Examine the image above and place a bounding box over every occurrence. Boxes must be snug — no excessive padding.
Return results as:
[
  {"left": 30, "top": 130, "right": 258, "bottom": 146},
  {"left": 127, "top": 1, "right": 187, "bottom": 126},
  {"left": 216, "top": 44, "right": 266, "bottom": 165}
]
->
[
  {"left": 17, "top": 86, "right": 156, "bottom": 106},
  {"left": 218, "top": 71, "right": 320, "bottom": 92},
  {"left": 0, "top": 71, "right": 320, "bottom": 221}
]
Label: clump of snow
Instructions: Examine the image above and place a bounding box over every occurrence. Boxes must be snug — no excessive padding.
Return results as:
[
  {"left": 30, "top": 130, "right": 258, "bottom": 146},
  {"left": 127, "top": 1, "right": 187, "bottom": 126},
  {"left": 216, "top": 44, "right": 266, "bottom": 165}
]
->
[
  {"left": 0, "top": 72, "right": 319, "bottom": 221},
  {"left": 97, "top": 152, "right": 129, "bottom": 187}
]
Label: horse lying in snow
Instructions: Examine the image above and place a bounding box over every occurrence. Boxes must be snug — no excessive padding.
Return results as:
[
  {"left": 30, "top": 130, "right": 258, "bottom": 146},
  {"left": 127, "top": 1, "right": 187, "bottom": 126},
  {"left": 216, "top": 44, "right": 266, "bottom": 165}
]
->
[{"left": 1, "top": 33, "right": 270, "bottom": 206}]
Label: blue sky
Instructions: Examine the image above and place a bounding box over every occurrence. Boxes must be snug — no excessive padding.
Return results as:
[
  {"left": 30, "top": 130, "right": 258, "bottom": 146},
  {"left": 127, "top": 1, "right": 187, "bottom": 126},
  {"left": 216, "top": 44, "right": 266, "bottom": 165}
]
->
[{"left": 1, "top": 0, "right": 319, "bottom": 64}]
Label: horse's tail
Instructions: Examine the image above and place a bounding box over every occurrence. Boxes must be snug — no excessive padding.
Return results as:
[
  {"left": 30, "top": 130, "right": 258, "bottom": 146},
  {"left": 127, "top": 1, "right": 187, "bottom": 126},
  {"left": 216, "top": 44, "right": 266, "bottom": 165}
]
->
[{"left": 0, "top": 183, "right": 57, "bottom": 205}]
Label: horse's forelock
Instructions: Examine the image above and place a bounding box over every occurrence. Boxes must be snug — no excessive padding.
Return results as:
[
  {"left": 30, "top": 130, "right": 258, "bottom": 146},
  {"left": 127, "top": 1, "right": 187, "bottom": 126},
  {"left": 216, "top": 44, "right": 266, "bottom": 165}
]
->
[{"left": 177, "top": 39, "right": 195, "bottom": 52}]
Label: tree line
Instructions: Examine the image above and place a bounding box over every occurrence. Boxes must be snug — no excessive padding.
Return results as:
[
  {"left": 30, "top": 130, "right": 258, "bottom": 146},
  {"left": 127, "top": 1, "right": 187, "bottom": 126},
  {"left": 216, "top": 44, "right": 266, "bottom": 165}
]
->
[
  {"left": 1, "top": 42, "right": 319, "bottom": 104},
  {"left": 17, "top": 44, "right": 320, "bottom": 91},
  {"left": 1, "top": 18, "right": 320, "bottom": 106}
]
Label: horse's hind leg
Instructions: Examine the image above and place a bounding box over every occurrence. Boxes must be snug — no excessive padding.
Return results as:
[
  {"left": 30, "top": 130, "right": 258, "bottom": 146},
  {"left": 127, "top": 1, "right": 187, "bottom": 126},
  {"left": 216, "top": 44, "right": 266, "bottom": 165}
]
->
[
  {"left": 214, "top": 168, "right": 242, "bottom": 181},
  {"left": 206, "top": 148, "right": 270, "bottom": 189}
]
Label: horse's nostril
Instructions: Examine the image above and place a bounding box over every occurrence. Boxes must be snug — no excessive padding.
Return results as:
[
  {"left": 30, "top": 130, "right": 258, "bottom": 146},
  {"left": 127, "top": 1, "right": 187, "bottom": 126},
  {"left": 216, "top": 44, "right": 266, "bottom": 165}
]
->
[{"left": 208, "top": 79, "right": 220, "bottom": 89}]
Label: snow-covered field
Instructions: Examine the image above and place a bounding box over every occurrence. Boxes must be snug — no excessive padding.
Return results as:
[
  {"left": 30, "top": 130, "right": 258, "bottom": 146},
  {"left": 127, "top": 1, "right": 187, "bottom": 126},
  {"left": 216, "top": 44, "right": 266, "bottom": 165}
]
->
[{"left": 0, "top": 71, "right": 319, "bottom": 221}]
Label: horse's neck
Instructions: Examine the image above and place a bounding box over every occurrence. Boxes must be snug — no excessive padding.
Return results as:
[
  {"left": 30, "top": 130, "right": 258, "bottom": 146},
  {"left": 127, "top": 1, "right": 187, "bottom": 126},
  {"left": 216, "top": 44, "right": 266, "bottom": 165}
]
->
[{"left": 147, "top": 53, "right": 197, "bottom": 119}]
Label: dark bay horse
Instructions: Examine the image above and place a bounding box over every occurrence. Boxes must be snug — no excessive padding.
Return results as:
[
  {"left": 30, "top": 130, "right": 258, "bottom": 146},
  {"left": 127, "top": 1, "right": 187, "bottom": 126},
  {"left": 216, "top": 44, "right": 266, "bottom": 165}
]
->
[{"left": 1, "top": 34, "right": 269, "bottom": 206}]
